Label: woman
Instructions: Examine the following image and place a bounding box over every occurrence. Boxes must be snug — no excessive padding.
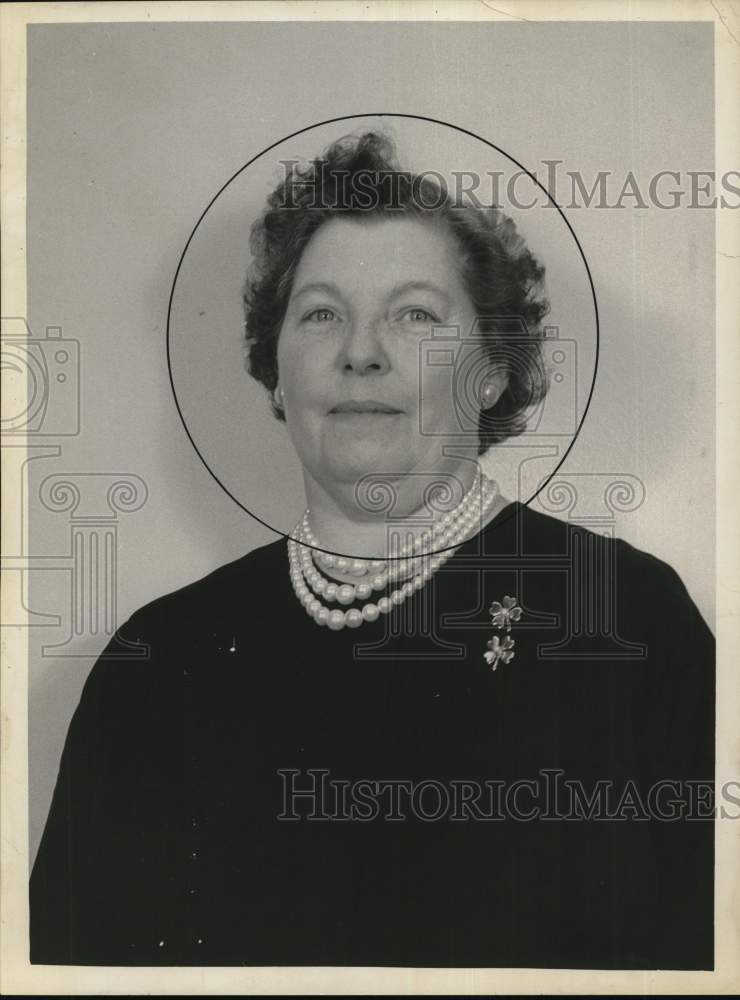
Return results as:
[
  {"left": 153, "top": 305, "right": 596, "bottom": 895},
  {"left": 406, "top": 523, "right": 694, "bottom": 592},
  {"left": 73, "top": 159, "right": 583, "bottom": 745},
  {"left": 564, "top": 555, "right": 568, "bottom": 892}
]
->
[{"left": 30, "top": 132, "right": 714, "bottom": 969}]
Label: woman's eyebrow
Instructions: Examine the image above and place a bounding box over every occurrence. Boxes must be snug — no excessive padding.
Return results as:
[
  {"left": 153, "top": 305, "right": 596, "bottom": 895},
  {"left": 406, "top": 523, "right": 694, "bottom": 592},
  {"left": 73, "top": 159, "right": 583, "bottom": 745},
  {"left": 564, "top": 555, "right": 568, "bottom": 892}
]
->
[
  {"left": 291, "top": 279, "right": 451, "bottom": 305},
  {"left": 389, "top": 281, "right": 451, "bottom": 305},
  {"left": 291, "top": 281, "right": 345, "bottom": 301}
]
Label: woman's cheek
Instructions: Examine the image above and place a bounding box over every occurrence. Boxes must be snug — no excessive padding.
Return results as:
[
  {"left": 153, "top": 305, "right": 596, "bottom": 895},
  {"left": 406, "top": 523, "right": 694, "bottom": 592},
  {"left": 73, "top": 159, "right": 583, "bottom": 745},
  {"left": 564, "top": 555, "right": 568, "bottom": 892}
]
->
[{"left": 420, "top": 364, "right": 456, "bottom": 432}]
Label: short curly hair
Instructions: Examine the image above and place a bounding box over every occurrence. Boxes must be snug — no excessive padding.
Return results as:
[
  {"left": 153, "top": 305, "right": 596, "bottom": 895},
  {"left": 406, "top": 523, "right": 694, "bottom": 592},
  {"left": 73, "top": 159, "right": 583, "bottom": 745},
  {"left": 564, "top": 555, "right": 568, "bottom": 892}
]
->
[{"left": 243, "top": 131, "right": 550, "bottom": 453}]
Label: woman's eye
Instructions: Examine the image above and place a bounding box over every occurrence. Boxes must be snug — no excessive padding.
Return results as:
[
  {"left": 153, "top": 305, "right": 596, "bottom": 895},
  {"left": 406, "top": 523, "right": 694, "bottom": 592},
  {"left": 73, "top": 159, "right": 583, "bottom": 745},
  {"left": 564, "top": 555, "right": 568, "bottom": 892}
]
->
[
  {"left": 403, "top": 308, "right": 437, "bottom": 324},
  {"left": 304, "top": 308, "right": 337, "bottom": 323}
]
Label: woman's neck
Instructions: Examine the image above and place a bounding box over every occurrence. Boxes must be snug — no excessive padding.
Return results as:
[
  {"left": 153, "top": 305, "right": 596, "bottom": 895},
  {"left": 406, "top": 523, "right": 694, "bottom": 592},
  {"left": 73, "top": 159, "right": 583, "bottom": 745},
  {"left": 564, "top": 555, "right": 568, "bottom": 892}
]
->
[{"left": 300, "top": 462, "right": 507, "bottom": 563}]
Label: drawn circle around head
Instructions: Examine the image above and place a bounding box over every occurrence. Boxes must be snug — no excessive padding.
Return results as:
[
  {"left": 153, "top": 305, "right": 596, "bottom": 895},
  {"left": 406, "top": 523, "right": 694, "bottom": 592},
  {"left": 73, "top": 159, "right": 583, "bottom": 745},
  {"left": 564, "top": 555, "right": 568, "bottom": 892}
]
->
[{"left": 166, "top": 113, "right": 599, "bottom": 560}]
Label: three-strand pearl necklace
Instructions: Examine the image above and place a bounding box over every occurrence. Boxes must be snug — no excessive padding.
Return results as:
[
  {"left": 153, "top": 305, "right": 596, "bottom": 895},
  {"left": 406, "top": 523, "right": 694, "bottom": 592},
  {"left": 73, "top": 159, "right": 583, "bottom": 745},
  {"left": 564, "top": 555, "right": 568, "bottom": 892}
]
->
[{"left": 288, "top": 469, "right": 498, "bottom": 631}]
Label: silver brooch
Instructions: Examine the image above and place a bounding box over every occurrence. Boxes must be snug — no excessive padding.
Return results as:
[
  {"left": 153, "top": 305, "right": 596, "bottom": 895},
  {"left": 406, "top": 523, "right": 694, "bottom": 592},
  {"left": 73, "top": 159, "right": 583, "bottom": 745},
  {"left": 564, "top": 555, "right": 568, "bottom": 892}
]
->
[{"left": 484, "top": 595, "right": 522, "bottom": 670}]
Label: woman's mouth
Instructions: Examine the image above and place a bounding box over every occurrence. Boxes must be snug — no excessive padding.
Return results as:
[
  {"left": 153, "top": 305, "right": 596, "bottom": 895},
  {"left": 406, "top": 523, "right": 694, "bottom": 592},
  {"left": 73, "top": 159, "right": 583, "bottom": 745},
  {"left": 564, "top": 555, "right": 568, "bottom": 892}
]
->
[{"left": 329, "top": 401, "right": 403, "bottom": 415}]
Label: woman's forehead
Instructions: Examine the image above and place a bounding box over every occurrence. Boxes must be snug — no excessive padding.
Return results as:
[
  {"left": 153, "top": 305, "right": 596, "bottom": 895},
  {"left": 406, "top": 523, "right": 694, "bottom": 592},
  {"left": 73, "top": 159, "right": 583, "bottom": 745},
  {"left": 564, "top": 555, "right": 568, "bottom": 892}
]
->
[{"left": 292, "top": 214, "right": 466, "bottom": 295}]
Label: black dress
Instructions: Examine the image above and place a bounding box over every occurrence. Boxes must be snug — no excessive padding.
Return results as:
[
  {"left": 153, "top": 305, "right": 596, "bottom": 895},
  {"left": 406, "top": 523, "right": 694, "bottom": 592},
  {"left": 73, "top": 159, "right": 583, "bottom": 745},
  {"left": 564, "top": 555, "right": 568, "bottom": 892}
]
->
[{"left": 30, "top": 502, "right": 715, "bottom": 968}]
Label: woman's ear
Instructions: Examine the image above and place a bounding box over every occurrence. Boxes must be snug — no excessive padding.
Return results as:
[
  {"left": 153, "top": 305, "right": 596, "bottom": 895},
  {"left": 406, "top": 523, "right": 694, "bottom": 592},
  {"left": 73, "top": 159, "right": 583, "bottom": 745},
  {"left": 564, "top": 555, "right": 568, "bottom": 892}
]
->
[{"left": 479, "top": 368, "right": 508, "bottom": 410}]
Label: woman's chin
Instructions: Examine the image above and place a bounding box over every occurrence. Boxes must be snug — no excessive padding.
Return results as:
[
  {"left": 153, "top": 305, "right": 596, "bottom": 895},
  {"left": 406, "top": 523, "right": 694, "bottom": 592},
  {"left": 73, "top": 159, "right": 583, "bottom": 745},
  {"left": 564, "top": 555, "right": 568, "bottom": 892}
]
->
[{"left": 320, "top": 444, "right": 414, "bottom": 486}]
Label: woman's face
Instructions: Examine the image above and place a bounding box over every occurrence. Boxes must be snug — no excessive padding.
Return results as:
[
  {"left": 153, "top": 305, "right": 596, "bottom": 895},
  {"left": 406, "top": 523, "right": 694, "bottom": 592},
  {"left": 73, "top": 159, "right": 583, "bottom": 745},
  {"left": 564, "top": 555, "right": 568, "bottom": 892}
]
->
[{"left": 276, "top": 215, "right": 480, "bottom": 500}]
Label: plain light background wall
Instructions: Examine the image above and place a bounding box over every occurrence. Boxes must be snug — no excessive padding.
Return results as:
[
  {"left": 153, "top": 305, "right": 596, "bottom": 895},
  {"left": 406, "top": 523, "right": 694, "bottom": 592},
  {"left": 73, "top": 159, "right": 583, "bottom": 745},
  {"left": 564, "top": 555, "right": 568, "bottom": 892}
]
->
[{"left": 26, "top": 21, "right": 715, "bottom": 860}]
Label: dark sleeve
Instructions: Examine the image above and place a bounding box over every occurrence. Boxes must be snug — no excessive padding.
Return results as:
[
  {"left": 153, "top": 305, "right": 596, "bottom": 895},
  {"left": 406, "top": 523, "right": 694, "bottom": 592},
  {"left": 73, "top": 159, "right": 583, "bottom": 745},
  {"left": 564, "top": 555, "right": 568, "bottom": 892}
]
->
[
  {"left": 29, "top": 611, "right": 160, "bottom": 965},
  {"left": 626, "top": 547, "right": 716, "bottom": 969},
  {"left": 656, "top": 565, "right": 714, "bottom": 967}
]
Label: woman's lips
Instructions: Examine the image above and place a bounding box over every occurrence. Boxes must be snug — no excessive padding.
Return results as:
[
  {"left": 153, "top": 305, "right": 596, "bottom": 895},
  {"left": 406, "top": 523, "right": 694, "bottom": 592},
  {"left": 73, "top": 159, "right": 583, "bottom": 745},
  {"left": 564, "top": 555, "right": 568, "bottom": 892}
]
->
[
  {"left": 330, "top": 412, "right": 402, "bottom": 425},
  {"left": 329, "top": 401, "right": 403, "bottom": 415}
]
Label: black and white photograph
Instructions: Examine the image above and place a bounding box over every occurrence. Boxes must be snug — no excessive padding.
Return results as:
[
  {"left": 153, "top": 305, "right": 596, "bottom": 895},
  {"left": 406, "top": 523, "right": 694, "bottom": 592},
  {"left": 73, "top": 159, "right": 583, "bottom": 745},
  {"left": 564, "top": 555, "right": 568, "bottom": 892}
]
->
[{"left": 1, "top": 1, "right": 738, "bottom": 995}]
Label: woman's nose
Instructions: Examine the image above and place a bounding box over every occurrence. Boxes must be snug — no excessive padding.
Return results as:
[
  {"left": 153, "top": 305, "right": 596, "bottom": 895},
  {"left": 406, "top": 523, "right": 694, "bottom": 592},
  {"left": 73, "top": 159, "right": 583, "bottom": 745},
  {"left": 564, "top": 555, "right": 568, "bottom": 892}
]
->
[{"left": 338, "top": 319, "right": 391, "bottom": 375}]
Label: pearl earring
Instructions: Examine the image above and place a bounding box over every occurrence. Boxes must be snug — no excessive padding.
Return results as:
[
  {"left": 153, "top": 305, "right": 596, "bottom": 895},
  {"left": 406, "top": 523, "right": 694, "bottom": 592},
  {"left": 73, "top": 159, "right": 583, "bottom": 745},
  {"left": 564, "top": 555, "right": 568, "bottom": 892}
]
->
[
  {"left": 480, "top": 382, "right": 499, "bottom": 409},
  {"left": 273, "top": 384, "right": 285, "bottom": 410}
]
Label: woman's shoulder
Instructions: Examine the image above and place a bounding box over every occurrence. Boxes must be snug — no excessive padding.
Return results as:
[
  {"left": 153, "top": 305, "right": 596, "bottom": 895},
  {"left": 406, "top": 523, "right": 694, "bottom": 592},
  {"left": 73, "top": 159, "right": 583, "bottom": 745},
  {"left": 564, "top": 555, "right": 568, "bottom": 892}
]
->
[
  {"left": 516, "top": 502, "right": 693, "bottom": 588},
  {"left": 101, "top": 535, "right": 289, "bottom": 665},
  {"left": 511, "top": 501, "right": 711, "bottom": 634},
  {"left": 63, "top": 536, "right": 291, "bottom": 722}
]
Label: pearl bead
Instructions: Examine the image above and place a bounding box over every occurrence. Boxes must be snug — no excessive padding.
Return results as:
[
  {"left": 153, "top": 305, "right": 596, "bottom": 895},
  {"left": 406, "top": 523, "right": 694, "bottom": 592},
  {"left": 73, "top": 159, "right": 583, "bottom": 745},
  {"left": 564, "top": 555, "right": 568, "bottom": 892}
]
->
[
  {"left": 325, "top": 583, "right": 338, "bottom": 600},
  {"left": 378, "top": 597, "right": 392, "bottom": 614},
  {"left": 350, "top": 560, "right": 367, "bottom": 576},
  {"left": 337, "top": 584, "right": 355, "bottom": 606},
  {"left": 391, "top": 589, "right": 404, "bottom": 605},
  {"left": 362, "top": 603, "right": 380, "bottom": 622},
  {"left": 402, "top": 581, "right": 414, "bottom": 598},
  {"left": 370, "top": 560, "right": 386, "bottom": 572},
  {"left": 356, "top": 582, "right": 372, "bottom": 601},
  {"left": 371, "top": 574, "right": 386, "bottom": 591},
  {"left": 413, "top": 575, "right": 424, "bottom": 589},
  {"left": 313, "top": 607, "right": 329, "bottom": 626},
  {"left": 345, "top": 609, "right": 363, "bottom": 628},
  {"left": 336, "top": 557, "right": 349, "bottom": 572},
  {"left": 322, "top": 553, "right": 336, "bottom": 568},
  {"left": 328, "top": 610, "right": 345, "bottom": 631}
]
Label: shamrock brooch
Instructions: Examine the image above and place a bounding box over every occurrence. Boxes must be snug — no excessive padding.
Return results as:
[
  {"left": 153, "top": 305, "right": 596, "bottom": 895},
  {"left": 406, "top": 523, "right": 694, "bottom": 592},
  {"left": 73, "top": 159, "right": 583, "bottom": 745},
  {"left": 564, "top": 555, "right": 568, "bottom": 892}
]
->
[{"left": 484, "top": 595, "right": 522, "bottom": 671}]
